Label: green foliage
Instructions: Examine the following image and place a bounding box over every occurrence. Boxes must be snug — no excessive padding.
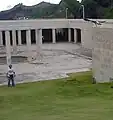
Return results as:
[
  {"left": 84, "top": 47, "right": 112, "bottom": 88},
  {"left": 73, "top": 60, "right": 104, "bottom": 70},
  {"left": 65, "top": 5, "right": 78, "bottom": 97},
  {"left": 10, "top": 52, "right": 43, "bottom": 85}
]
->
[
  {"left": 82, "top": 0, "right": 113, "bottom": 18},
  {"left": 94, "top": 0, "right": 113, "bottom": 7},
  {"left": 63, "top": 0, "right": 113, "bottom": 18},
  {"left": 104, "top": 8, "right": 113, "bottom": 18},
  {"left": 1, "top": 0, "right": 113, "bottom": 19},
  {"left": 81, "top": 0, "right": 99, "bottom": 18},
  {"left": 62, "top": 0, "right": 80, "bottom": 18},
  {"left": 32, "top": 4, "right": 58, "bottom": 18}
]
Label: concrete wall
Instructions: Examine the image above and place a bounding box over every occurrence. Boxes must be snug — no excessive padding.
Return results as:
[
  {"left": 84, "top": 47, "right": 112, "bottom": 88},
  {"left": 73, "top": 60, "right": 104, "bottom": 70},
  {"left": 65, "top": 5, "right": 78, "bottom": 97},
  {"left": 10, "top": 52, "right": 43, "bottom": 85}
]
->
[
  {"left": 0, "top": 19, "right": 89, "bottom": 30},
  {"left": 0, "top": 19, "right": 94, "bottom": 48},
  {"left": 81, "top": 23, "right": 93, "bottom": 49},
  {"left": 1, "top": 19, "right": 113, "bottom": 50},
  {"left": 92, "top": 27, "right": 113, "bottom": 83}
]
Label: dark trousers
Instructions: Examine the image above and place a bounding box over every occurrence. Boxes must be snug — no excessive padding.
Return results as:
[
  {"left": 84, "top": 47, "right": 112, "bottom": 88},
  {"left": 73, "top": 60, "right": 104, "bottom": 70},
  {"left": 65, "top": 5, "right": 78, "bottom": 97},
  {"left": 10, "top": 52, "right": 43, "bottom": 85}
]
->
[{"left": 8, "top": 75, "right": 15, "bottom": 87}]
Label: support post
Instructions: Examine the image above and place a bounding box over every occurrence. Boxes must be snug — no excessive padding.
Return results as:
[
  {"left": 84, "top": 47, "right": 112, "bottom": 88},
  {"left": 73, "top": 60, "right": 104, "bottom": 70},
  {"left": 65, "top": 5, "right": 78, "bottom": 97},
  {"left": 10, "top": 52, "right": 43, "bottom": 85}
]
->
[
  {"left": 0, "top": 31, "right": 3, "bottom": 46},
  {"left": 74, "top": 29, "right": 77, "bottom": 43},
  {"left": 26, "top": 30, "right": 32, "bottom": 62},
  {"left": 18, "top": 30, "right": 22, "bottom": 45},
  {"left": 52, "top": 29, "right": 56, "bottom": 43},
  {"left": 5, "top": 31, "right": 11, "bottom": 65},
  {"left": 35, "top": 29, "right": 42, "bottom": 61},
  {"left": 12, "top": 30, "right": 17, "bottom": 54},
  {"left": 68, "top": 28, "right": 71, "bottom": 42}
]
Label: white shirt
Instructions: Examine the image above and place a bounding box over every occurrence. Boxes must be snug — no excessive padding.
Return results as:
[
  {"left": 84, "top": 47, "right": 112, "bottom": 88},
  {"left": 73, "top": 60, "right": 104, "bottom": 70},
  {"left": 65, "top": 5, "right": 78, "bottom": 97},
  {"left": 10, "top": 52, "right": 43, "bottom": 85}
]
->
[{"left": 7, "top": 68, "right": 14, "bottom": 75}]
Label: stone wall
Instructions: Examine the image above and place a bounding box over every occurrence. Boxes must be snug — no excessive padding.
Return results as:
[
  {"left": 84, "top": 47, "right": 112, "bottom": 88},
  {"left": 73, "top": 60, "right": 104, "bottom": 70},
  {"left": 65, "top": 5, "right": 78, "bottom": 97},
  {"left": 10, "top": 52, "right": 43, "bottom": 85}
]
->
[{"left": 92, "top": 27, "right": 113, "bottom": 83}]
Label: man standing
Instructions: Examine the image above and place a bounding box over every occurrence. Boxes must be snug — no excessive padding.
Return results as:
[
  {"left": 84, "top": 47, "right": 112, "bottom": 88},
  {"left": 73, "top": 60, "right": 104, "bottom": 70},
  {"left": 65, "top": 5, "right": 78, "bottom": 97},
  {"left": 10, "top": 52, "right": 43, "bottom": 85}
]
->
[{"left": 6, "top": 64, "right": 16, "bottom": 87}]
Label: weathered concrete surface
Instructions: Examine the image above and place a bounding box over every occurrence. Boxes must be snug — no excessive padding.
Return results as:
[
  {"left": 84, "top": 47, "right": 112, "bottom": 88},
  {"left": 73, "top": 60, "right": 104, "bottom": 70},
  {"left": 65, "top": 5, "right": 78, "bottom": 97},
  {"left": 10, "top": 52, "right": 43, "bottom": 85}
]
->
[
  {"left": 92, "top": 27, "right": 113, "bottom": 83},
  {"left": 0, "top": 43, "right": 92, "bottom": 85}
]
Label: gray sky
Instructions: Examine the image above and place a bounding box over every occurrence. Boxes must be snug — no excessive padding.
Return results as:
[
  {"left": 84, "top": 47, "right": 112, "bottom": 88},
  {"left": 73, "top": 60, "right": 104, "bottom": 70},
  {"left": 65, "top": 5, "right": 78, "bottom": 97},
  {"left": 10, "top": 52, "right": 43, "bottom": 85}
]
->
[{"left": 0, "top": 0, "right": 81, "bottom": 11}]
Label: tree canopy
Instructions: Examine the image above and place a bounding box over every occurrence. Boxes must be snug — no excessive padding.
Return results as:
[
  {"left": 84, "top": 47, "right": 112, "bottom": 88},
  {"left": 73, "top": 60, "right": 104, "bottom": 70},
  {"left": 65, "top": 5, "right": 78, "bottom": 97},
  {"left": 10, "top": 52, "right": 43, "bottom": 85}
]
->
[
  {"left": 63, "top": 0, "right": 113, "bottom": 18},
  {"left": 62, "top": 0, "right": 80, "bottom": 18}
]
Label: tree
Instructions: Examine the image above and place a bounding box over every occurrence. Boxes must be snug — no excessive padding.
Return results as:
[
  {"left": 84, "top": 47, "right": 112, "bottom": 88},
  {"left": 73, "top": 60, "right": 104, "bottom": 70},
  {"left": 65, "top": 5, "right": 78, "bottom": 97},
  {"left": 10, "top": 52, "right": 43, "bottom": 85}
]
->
[
  {"left": 81, "top": 0, "right": 99, "bottom": 18},
  {"left": 62, "top": 0, "right": 80, "bottom": 18},
  {"left": 63, "top": 0, "right": 113, "bottom": 18},
  {"left": 93, "top": 0, "right": 113, "bottom": 8}
]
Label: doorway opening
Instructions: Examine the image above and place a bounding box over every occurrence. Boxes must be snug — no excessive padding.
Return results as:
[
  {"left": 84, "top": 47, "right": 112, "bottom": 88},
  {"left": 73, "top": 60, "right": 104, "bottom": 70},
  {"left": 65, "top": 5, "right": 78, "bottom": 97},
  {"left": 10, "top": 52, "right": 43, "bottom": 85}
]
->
[
  {"left": 31, "top": 30, "right": 36, "bottom": 44},
  {"left": 21, "top": 30, "right": 26, "bottom": 44},
  {"left": 42, "top": 29, "right": 52, "bottom": 43},
  {"left": 71, "top": 28, "right": 74, "bottom": 42},
  {"left": 56, "top": 28, "right": 68, "bottom": 42},
  {"left": 76, "top": 29, "right": 81, "bottom": 43},
  {"left": 2, "top": 31, "right": 5, "bottom": 46}
]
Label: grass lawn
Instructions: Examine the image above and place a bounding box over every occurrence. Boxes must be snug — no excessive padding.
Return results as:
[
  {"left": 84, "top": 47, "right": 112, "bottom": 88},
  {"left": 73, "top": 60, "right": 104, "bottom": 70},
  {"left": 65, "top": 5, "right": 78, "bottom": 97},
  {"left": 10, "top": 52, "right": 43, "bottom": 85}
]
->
[{"left": 1, "top": 71, "right": 113, "bottom": 120}]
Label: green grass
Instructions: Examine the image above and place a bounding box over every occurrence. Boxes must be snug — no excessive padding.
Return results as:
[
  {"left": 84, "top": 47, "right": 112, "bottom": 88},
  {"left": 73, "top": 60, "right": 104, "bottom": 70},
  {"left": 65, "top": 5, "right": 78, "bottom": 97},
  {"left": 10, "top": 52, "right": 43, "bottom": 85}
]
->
[{"left": 1, "top": 71, "right": 113, "bottom": 120}]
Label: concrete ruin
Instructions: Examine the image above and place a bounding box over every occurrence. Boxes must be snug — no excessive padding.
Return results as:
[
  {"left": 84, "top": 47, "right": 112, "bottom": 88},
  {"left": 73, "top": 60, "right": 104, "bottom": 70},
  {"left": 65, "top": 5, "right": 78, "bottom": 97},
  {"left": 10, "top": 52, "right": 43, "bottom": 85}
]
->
[
  {"left": 92, "top": 25, "right": 113, "bottom": 83},
  {"left": 0, "top": 19, "right": 92, "bottom": 65},
  {"left": 1, "top": 18, "right": 113, "bottom": 84}
]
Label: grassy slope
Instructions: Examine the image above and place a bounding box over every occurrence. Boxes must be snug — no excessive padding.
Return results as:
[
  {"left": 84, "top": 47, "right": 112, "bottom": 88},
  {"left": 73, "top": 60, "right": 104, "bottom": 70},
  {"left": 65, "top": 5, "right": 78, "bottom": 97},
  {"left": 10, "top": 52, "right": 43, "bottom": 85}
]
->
[{"left": 0, "top": 71, "right": 113, "bottom": 120}]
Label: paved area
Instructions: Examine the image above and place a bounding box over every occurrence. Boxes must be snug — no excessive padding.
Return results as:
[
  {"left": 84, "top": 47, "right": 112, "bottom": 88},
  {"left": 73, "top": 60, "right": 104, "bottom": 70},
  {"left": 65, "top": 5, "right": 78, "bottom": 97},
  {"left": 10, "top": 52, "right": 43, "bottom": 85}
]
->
[{"left": 0, "top": 43, "right": 92, "bottom": 85}]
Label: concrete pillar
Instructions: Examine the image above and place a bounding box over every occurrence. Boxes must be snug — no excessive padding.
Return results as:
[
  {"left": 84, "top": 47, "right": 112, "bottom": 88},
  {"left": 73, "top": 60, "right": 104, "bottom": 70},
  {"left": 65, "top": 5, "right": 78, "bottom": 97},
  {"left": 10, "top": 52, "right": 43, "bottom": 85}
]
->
[
  {"left": 0, "top": 31, "right": 3, "bottom": 46},
  {"left": 12, "top": 30, "right": 17, "bottom": 54},
  {"left": 39, "top": 29, "right": 42, "bottom": 44},
  {"left": 18, "top": 30, "right": 22, "bottom": 45},
  {"left": 74, "top": 28, "right": 77, "bottom": 43},
  {"left": 5, "top": 31, "right": 11, "bottom": 65},
  {"left": 68, "top": 28, "right": 71, "bottom": 42},
  {"left": 36, "top": 29, "right": 41, "bottom": 45},
  {"left": 81, "top": 29, "right": 84, "bottom": 46},
  {"left": 52, "top": 29, "right": 56, "bottom": 43},
  {"left": 36, "top": 29, "right": 41, "bottom": 52},
  {"left": 35, "top": 29, "right": 42, "bottom": 60},
  {"left": 26, "top": 30, "right": 32, "bottom": 62}
]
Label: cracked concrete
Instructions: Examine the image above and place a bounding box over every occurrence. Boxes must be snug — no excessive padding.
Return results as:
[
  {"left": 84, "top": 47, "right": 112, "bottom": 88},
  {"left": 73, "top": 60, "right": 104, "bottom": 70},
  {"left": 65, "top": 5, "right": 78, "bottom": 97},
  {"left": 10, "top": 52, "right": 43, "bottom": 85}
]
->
[{"left": 0, "top": 43, "right": 92, "bottom": 86}]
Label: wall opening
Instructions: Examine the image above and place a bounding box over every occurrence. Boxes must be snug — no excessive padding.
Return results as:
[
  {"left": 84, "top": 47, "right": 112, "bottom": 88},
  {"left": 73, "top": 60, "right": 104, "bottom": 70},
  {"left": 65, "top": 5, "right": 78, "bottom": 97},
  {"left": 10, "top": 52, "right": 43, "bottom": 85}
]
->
[
  {"left": 71, "top": 28, "right": 74, "bottom": 42},
  {"left": 16, "top": 30, "right": 18, "bottom": 45},
  {"left": 76, "top": 29, "right": 81, "bottom": 43},
  {"left": 10, "top": 31, "right": 12, "bottom": 45},
  {"left": 31, "top": 29, "right": 36, "bottom": 44},
  {"left": 42, "top": 29, "right": 52, "bottom": 43},
  {"left": 56, "top": 28, "right": 68, "bottom": 42},
  {"left": 21, "top": 30, "right": 26, "bottom": 44},
  {"left": 2, "top": 31, "right": 5, "bottom": 46}
]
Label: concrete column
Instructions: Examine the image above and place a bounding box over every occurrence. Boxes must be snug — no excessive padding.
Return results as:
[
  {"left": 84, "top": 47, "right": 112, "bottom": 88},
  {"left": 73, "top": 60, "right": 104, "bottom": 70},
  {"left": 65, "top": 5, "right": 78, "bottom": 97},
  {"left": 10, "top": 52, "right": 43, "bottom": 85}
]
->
[
  {"left": 74, "top": 28, "right": 77, "bottom": 43},
  {"left": 68, "top": 28, "right": 71, "bottom": 42},
  {"left": 39, "top": 29, "right": 42, "bottom": 44},
  {"left": 26, "top": 30, "right": 32, "bottom": 62},
  {"left": 0, "top": 31, "right": 3, "bottom": 46},
  {"left": 81, "top": 29, "right": 84, "bottom": 46},
  {"left": 12, "top": 30, "right": 17, "bottom": 54},
  {"left": 36, "top": 29, "right": 41, "bottom": 52},
  {"left": 36, "top": 29, "right": 42, "bottom": 44},
  {"left": 18, "top": 30, "right": 22, "bottom": 45},
  {"left": 52, "top": 29, "right": 56, "bottom": 43},
  {"left": 36, "top": 29, "right": 40, "bottom": 45},
  {"left": 36, "top": 29, "right": 43, "bottom": 45},
  {"left": 35, "top": 29, "right": 42, "bottom": 60},
  {"left": 5, "top": 31, "right": 11, "bottom": 65}
]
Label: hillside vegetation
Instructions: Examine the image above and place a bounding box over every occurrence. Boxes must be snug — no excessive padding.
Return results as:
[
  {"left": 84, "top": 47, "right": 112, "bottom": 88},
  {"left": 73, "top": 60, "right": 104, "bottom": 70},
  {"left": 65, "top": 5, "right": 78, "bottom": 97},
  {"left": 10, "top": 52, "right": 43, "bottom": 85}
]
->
[{"left": 0, "top": 0, "right": 113, "bottom": 19}]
